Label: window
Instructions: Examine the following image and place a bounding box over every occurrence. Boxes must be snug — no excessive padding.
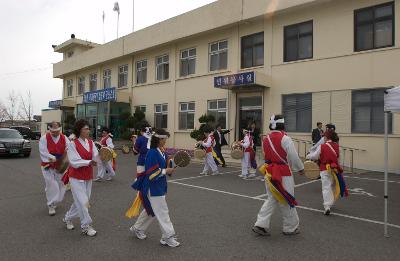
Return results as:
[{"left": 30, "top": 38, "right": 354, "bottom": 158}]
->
[
  {"left": 156, "top": 55, "right": 169, "bottom": 81},
  {"left": 154, "top": 104, "right": 168, "bottom": 129},
  {"left": 354, "top": 2, "right": 394, "bottom": 52},
  {"left": 209, "top": 40, "right": 228, "bottom": 71},
  {"left": 66, "top": 79, "right": 73, "bottom": 97},
  {"left": 136, "top": 60, "right": 147, "bottom": 84},
  {"left": 135, "top": 105, "right": 146, "bottom": 113},
  {"left": 241, "top": 32, "right": 264, "bottom": 68},
  {"left": 89, "top": 73, "right": 97, "bottom": 91},
  {"left": 352, "top": 89, "right": 392, "bottom": 133},
  {"left": 118, "top": 65, "right": 128, "bottom": 88},
  {"left": 284, "top": 21, "right": 313, "bottom": 62},
  {"left": 207, "top": 99, "right": 227, "bottom": 129},
  {"left": 282, "top": 93, "right": 312, "bottom": 132},
  {"left": 78, "top": 76, "right": 85, "bottom": 95},
  {"left": 180, "top": 48, "right": 196, "bottom": 77},
  {"left": 179, "top": 102, "right": 195, "bottom": 130},
  {"left": 103, "top": 69, "right": 111, "bottom": 89}
]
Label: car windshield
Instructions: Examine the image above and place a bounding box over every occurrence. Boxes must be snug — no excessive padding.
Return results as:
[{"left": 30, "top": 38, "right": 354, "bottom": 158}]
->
[{"left": 0, "top": 130, "right": 23, "bottom": 139}]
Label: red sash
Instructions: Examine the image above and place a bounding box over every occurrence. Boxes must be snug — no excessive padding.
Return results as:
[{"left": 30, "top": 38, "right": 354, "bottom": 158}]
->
[
  {"left": 68, "top": 139, "right": 94, "bottom": 180},
  {"left": 41, "top": 133, "right": 66, "bottom": 168},
  {"left": 204, "top": 135, "right": 215, "bottom": 153},
  {"left": 263, "top": 131, "right": 291, "bottom": 181},
  {"left": 320, "top": 141, "right": 342, "bottom": 172}
]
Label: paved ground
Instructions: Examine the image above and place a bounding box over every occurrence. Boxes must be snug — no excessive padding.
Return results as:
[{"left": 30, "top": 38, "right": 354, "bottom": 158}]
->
[{"left": 0, "top": 141, "right": 399, "bottom": 261}]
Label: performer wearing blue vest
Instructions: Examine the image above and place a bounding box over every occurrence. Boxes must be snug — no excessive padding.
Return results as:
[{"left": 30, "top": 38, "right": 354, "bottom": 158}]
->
[
  {"left": 129, "top": 129, "right": 180, "bottom": 247},
  {"left": 133, "top": 126, "right": 152, "bottom": 177}
]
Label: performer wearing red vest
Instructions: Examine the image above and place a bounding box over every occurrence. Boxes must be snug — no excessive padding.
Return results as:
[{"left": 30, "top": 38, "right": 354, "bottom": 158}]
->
[
  {"left": 39, "top": 121, "right": 69, "bottom": 216},
  {"left": 199, "top": 126, "right": 219, "bottom": 175},
  {"left": 253, "top": 115, "right": 304, "bottom": 236},
  {"left": 239, "top": 129, "right": 257, "bottom": 179},
  {"left": 94, "top": 127, "right": 116, "bottom": 182},
  {"left": 63, "top": 119, "right": 98, "bottom": 237},
  {"left": 307, "top": 128, "right": 348, "bottom": 215}
]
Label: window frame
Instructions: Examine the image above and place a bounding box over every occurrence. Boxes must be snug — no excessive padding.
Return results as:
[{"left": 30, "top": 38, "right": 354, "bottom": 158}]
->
[
  {"left": 78, "top": 76, "right": 85, "bottom": 95},
  {"left": 103, "top": 69, "right": 111, "bottom": 89},
  {"left": 178, "top": 102, "right": 195, "bottom": 130},
  {"left": 154, "top": 103, "right": 168, "bottom": 129},
  {"left": 66, "top": 79, "right": 73, "bottom": 97},
  {"left": 282, "top": 93, "right": 312, "bottom": 133},
  {"left": 180, "top": 47, "right": 197, "bottom": 77},
  {"left": 156, "top": 54, "right": 169, "bottom": 81},
  {"left": 284, "top": 20, "right": 313, "bottom": 62},
  {"left": 351, "top": 88, "right": 393, "bottom": 134},
  {"left": 89, "top": 73, "right": 97, "bottom": 91},
  {"left": 209, "top": 40, "right": 228, "bottom": 72},
  {"left": 118, "top": 64, "right": 128, "bottom": 88},
  {"left": 135, "top": 105, "right": 146, "bottom": 114},
  {"left": 136, "top": 60, "right": 147, "bottom": 84},
  {"left": 207, "top": 99, "right": 227, "bottom": 129},
  {"left": 240, "top": 32, "right": 264, "bottom": 69},
  {"left": 354, "top": 1, "right": 395, "bottom": 52}
]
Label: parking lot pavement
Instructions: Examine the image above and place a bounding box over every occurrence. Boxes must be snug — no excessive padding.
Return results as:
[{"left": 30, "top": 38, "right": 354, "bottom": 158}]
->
[{"left": 0, "top": 141, "right": 399, "bottom": 261}]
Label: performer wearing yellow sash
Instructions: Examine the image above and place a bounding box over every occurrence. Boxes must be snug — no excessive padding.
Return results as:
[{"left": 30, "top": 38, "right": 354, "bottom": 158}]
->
[{"left": 253, "top": 115, "right": 304, "bottom": 236}]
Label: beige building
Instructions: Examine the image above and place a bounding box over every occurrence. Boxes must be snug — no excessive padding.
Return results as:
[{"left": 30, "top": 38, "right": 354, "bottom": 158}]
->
[{"left": 50, "top": 0, "right": 400, "bottom": 173}]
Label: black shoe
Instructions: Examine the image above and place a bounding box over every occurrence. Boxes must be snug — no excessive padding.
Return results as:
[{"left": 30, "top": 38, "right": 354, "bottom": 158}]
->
[
  {"left": 252, "top": 226, "right": 270, "bottom": 236},
  {"left": 283, "top": 228, "right": 300, "bottom": 236},
  {"left": 324, "top": 208, "right": 331, "bottom": 215},
  {"left": 222, "top": 164, "right": 227, "bottom": 168}
]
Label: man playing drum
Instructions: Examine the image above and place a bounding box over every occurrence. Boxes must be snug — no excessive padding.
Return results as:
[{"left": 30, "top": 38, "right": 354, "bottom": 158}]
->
[
  {"left": 133, "top": 126, "right": 152, "bottom": 177},
  {"left": 39, "top": 121, "right": 69, "bottom": 216},
  {"left": 253, "top": 115, "right": 304, "bottom": 236},
  {"left": 239, "top": 129, "right": 257, "bottom": 179},
  {"left": 94, "top": 127, "right": 116, "bottom": 182}
]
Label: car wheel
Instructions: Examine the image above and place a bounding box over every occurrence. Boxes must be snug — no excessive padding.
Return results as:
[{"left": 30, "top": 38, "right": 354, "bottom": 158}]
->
[{"left": 23, "top": 153, "right": 30, "bottom": 158}]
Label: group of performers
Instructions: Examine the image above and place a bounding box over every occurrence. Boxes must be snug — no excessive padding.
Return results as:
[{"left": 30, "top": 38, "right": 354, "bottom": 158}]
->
[
  {"left": 38, "top": 113, "right": 347, "bottom": 245},
  {"left": 39, "top": 120, "right": 117, "bottom": 237}
]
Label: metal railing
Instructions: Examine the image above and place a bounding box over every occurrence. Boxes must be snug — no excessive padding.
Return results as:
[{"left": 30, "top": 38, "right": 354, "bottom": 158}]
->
[{"left": 291, "top": 138, "right": 366, "bottom": 174}]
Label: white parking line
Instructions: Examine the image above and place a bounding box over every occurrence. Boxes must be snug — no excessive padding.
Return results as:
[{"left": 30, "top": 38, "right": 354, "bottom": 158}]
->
[
  {"left": 170, "top": 170, "right": 241, "bottom": 182},
  {"left": 295, "top": 179, "right": 320, "bottom": 187},
  {"left": 169, "top": 180, "right": 400, "bottom": 229},
  {"left": 344, "top": 175, "right": 400, "bottom": 185}
]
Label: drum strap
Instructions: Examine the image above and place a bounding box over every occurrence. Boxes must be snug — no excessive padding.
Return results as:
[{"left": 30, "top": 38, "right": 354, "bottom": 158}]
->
[
  {"left": 267, "top": 135, "right": 288, "bottom": 165},
  {"left": 326, "top": 143, "right": 338, "bottom": 158}
]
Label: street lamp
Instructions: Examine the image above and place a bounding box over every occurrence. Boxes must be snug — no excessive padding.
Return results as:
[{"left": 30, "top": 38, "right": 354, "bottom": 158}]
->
[{"left": 113, "top": 2, "right": 120, "bottom": 38}]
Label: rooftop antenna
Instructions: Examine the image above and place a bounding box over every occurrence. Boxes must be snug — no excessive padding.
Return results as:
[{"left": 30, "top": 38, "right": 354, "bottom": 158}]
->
[{"left": 102, "top": 11, "right": 105, "bottom": 43}]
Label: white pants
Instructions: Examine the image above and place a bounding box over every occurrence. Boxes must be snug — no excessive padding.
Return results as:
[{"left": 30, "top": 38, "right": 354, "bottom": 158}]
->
[
  {"left": 64, "top": 178, "right": 93, "bottom": 229},
  {"left": 97, "top": 160, "right": 115, "bottom": 179},
  {"left": 202, "top": 152, "right": 218, "bottom": 173},
  {"left": 41, "top": 167, "right": 66, "bottom": 207},
  {"left": 320, "top": 170, "right": 335, "bottom": 210},
  {"left": 134, "top": 193, "right": 176, "bottom": 239},
  {"left": 241, "top": 152, "right": 250, "bottom": 176},
  {"left": 255, "top": 175, "right": 299, "bottom": 233}
]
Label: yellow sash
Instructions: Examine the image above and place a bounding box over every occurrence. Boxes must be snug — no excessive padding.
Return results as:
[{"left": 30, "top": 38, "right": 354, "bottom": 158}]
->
[
  {"left": 259, "top": 163, "right": 288, "bottom": 205},
  {"left": 326, "top": 164, "right": 340, "bottom": 200},
  {"left": 125, "top": 192, "right": 142, "bottom": 218}
]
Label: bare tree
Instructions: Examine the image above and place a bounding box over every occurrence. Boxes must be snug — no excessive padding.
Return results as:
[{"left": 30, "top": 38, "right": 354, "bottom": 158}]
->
[
  {"left": 19, "top": 91, "right": 34, "bottom": 128},
  {"left": 0, "top": 100, "right": 7, "bottom": 123},
  {"left": 4, "top": 91, "right": 19, "bottom": 126}
]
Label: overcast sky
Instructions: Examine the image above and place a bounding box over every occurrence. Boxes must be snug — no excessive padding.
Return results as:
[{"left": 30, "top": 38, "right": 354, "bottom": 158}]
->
[{"left": 0, "top": 0, "right": 216, "bottom": 115}]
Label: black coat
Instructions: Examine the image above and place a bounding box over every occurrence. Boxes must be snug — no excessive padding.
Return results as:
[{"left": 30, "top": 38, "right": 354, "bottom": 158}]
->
[
  {"left": 312, "top": 128, "right": 323, "bottom": 144},
  {"left": 214, "top": 130, "right": 230, "bottom": 147},
  {"left": 248, "top": 128, "right": 260, "bottom": 146}
]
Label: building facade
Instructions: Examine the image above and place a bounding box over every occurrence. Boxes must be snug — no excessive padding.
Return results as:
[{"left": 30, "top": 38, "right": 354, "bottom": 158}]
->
[{"left": 51, "top": 0, "right": 400, "bottom": 173}]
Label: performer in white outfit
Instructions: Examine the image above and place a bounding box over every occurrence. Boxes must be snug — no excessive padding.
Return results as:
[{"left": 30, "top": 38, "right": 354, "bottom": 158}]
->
[
  {"left": 129, "top": 129, "right": 180, "bottom": 247},
  {"left": 307, "top": 128, "right": 348, "bottom": 215},
  {"left": 63, "top": 119, "right": 99, "bottom": 237},
  {"left": 200, "top": 126, "right": 219, "bottom": 176},
  {"left": 94, "top": 127, "right": 116, "bottom": 182},
  {"left": 240, "top": 129, "right": 256, "bottom": 179},
  {"left": 39, "top": 121, "right": 69, "bottom": 216},
  {"left": 253, "top": 115, "right": 304, "bottom": 236}
]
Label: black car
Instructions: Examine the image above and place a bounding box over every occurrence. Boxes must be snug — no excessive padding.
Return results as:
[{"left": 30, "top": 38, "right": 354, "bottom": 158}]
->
[
  {"left": 10, "top": 126, "right": 38, "bottom": 140},
  {"left": 0, "top": 128, "right": 31, "bottom": 157}
]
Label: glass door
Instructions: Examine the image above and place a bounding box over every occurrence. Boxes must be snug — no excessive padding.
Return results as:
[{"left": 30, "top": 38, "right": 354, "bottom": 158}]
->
[{"left": 238, "top": 96, "right": 262, "bottom": 144}]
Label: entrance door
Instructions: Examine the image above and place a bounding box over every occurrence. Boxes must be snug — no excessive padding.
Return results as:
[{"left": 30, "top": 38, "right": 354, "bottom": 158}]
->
[{"left": 238, "top": 96, "right": 262, "bottom": 144}]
